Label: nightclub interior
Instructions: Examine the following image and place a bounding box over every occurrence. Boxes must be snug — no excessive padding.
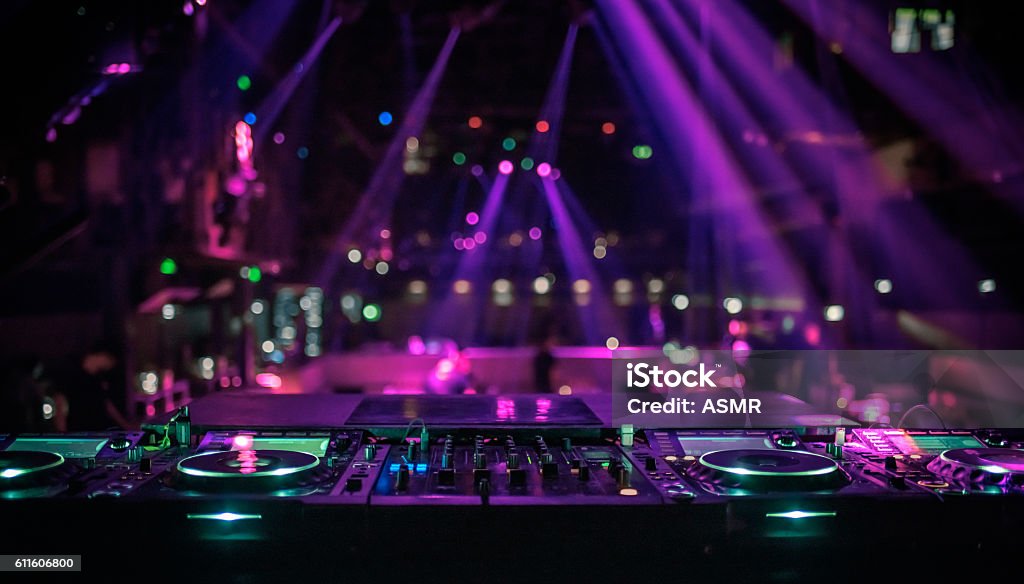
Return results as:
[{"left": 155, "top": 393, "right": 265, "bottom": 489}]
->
[{"left": 2, "top": 1, "right": 1024, "bottom": 581}]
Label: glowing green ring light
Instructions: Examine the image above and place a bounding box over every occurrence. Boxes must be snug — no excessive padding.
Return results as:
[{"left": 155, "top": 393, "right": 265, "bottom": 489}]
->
[
  {"left": 0, "top": 453, "right": 65, "bottom": 479},
  {"left": 697, "top": 450, "right": 839, "bottom": 476},
  {"left": 176, "top": 452, "right": 319, "bottom": 479}
]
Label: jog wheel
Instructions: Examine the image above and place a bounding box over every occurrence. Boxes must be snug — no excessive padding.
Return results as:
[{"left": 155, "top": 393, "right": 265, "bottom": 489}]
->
[
  {"left": 687, "top": 449, "right": 849, "bottom": 494},
  {"left": 170, "top": 449, "right": 326, "bottom": 494},
  {"left": 926, "top": 448, "right": 1024, "bottom": 490},
  {"left": 0, "top": 451, "right": 72, "bottom": 498}
]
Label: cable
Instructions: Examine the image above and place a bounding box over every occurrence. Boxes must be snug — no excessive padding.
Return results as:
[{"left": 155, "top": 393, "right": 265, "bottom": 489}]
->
[{"left": 897, "top": 404, "right": 947, "bottom": 430}]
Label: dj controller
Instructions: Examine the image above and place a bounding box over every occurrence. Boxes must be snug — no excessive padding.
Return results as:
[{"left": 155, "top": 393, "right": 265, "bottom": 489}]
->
[{"left": 2, "top": 395, "right": 1024, "bottom": 581}]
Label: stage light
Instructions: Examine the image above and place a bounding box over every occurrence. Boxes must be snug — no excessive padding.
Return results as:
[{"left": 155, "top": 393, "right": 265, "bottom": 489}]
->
[
  {"left": 160, "top": 257, "right": 177, "bottom": 275},
  {"left": 162, "top": 304, "right": 176, "bottom": 320},
  {"left": 593, "top": 246, "right": 607, "bottom": 259},
  {"left": 236, "top": 75, "right": 252, "bottom": 91},
  {"left": 509, "top": 232, "right": 523, "bottom": 247},
  {"left": 463, "top": 238, "right": 476, "bottom": 250},
  {"left": 466, "top": 212, "right": 479, "bottom": 225},
  {"left": 405, "top": 137, "right": 419, "bottom": 153},
  {"left": 502, "top": 137, "right": 517, "bottom": 151},
  {"left": 473, "top": 232, "right": 487, "bottom": 244},
  {"left": 520, "top": 157, "right": 535, "bottom": 171},
  {"left": 632, "top": 145, "right": 653, "bottom": 159},
  {"left": 452, "top": 152, "right": 467, "bottom": 165},
  {"left": 468, "top": 116, "right": 483, "bottom": 129},
  {"left": 723, "top": 297, "right": 743, "bottom": 314},
  {"left": 347, "top": 249, "right": 362, "bottom": 263},
  {"left": 248, "top": 266, "right": 262, "bottom": 283},
  {"left": 874, "top": 279, "right": 893, "bottom": 294},
  {"left": 380, "top": 228, "right": 391, "bottom": 239},
  {"left": 602, "top": 122, "right": 616, "bottom": 135},
  {"left": 536, "top": 120, "right": 550, "bottom": 133},
  {"left": 824, "top": 305, "right": 845, "bottom": 322},
  {"left": 498, "top": 160, "right": 514, "bottom": 174},
  {"left": 606, "top": 337, "right": 620, "bottom": 350},
  {"left": 296, "top": 147, "right": 309, "bottom": 159},
  {"left": 341, "top": 295, "right": 359, "bottom": 310},
  {"left": 243, "top": 112, "right": 257, "bottom": 125},
  {"left": 375, "top": 262, "right": 390, "bottom": 275},
  {"left": 978, "top": 279, "right": 996, "bottom": 294},
  {"left": 471, "top": 164, "right": 484, "bottom": 176},
  {"left": 261, "top": 340, "right": 275, "bottom": 353},
  {"left": 273, "top": 132, "right": 286, "bottom": 144},
  {"left": 378, "top": 111, "right": 393, "bottom": 126},
  {"left": 573, "top": 279, "right": 592, "bottom": 294},
  {"left": 782, "top": 315, "right": 796, "bottom": 333},
  {"left": 558, "top": 385, "right": 572, "bottom": 395},
  {"left": 614, "top": 279, "right": 633, "bottom": 294},
  {"left": 647, "top": 278, "right": 665, "bottom": 294},
  {"left": 362, "top": 304, "right": 382, "bottom": 322},
  {"left": 408, "top": 280, "right": 427, "bottom": 295},
  {"left": 533, "top": 276, "right": 551, "bottom": 295},
  {"left": 528, "top": 227, "right": 542, "bottom": 240},
  {"left": 536, "top": 162, "right": 551, "bottom": 177},
  {"left": 454, "top": 238, "right": 465, "bottom": 251},
  {"left": 454, "top": 280, "right": 472, "bottom": 294},
  {"left": 250, "top": 301, "right": 265, "bottom": 315},
  {"left": 671, "top": 294, "right": 690, "bottom": 310},
  {"left": 492, "top": 279, "right": 512, "bottom": 294}
]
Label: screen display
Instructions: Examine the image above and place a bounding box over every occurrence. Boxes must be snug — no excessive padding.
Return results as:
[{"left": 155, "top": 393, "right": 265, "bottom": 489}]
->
[
  {"left": 231, "top": 437, "right": 330, "bottom": 457},
  {"left": 677, "top": 436, "right": 773, "bottom": 456},
  {"left": 907, "top": 435, "right": 983, "bottom": 453},
  {"left": 7, "top": 437, "right": 108, "bottom": 458}
]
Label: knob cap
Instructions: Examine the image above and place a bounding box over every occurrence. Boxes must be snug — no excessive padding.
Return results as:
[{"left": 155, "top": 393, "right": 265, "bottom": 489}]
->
[
  {"left": 578, "top": 465, "right": 590, "bottom": 481},
  {"left": 645, "top": 457, "right": 657, "bottom": 471},
  {"left": 346, "top": 477, "right": 363, "bottom": 492},
  {"left": 397, "top": 464, "right": 410, "bottom": 490}
]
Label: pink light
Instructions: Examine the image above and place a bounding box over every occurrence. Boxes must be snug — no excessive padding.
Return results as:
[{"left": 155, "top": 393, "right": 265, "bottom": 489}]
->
[
  {"left": 145, "top": 404, "right": 156, "bottom": 417},
  {"left": 380, "top": 248, "right": 393, "bottom": 261},
  {"left": 465, "top": 212, "right": 479, "bottom": 225},
  {"left": 255, "top": 372, "right": 282, "bottom": 389},
  {"left": 273, "top": 132, "right": 286, "bottom": 144},
  {"left": 536, "top": 162, "right": 552, "bottom": 177},
  {"left": 473, "top": 232, "right": 487, "bottom": 244},
  {"left": 118, "top": 63, "right": 131, "bottom": 74},
  {"left": 232, "top": 435, "right": 254, "bottom": 450},
  {"left": 550, "top": 168, "right": 561, "bottom": 180},
  {"left": 536, "top": 120, "right": 550, "bottom": 133},
  {"left": 45, "top": 128, "right": 57, "bottom": 142},
  {"left": 103, "top": 64, "right": 119, "bottom": 74},
  {"left": 470, "top": 164, "right": 484, "bottom": 177},
  {"left": 380, "top": 228, "right": 391, "bottom": 239},
  {"left": 528, "top": 227, "right": 542, "bottom": 240},
  {"left": 498, "top": 160, "right": 514, "bottom": 175},
  {"left": 196, "top": 0, "right": 207, "bottom": 5},
  {"left": 183, "top": 1, "right": 194, "bottom": 16},
  {"left": 454, "top": 238, "right": 465, "bottom": 250},
  {"left": 463, "top": 238, "right": 477, "bottom": 250}
]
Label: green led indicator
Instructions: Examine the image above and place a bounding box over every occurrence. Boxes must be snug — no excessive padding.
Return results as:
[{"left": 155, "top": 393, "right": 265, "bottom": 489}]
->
[
  {"left": 452, "top": 152, "right": 467, "bottom": 166},
  {"left": 502, "top": 137, "right": 517, "bottom": 151},
  {"left": 520, "top": 157, "right": 534, "bottom": 171},
  {"left": 248, "top": 266, "right": 262, "bottom": 283},
  {"left": 159, "top": 257, "right": 177, "bottom": 275},
  {"left": 236, "top": 75, "right": 252, "bottom": 91},
  {"left": 187, "top": 513, "right": 263, "bottom": 522}
]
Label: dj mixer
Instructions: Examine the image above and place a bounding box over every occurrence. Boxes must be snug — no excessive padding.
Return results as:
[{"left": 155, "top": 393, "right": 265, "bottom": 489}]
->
[{"left": 2, "top": 395, "right": 1023, "bottom": 581}]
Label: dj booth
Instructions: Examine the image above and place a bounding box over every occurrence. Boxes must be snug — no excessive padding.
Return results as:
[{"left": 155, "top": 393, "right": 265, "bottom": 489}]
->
[{"left": 2, "top": 393, "right": 1023, "bottom": 580}]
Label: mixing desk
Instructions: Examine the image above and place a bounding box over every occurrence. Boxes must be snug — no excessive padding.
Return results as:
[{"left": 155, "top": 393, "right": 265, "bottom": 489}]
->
[{"left": 2, "top": 395, "right": 1023, "bottom": 581}]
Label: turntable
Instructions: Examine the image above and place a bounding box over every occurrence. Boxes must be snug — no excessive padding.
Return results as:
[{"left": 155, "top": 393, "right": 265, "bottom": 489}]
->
[
  {"left": 0, "top": 451, "right": 75, "bottom": 499},
  {"left": 926, "top": 448, "right": 1024, "bottom": 493},
  {"left": 168, "top": 449, "right": 328, "bottom": 494},
  {"left": 685, "top": 449, "right": 850, "bottom": 495}
]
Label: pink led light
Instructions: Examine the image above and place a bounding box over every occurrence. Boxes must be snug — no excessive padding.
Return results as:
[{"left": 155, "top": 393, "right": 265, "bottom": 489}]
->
[
  {"left": 255, "top": 372, "right": 282, "bottom": 389},
  {"left": 463, "top": 238, "right": 477, "bottom": 250},
  {"left": 232, "top": 435, "right": 254, "bottom": 450},
  {"left": 536, "top": 162, "right": 551, "bottom": 177},
  {"left": 465, "top": 212, "right": 479, "bottom": 225},
  {"left": 528, "top": 227, "right": 542, "bottom": 240},
  {"left": 454, "top": 238, "right": 465, "bottom": 251},
  {"left": 118, "top": 63, "right": 131, "bottom": 74},
  {"left": 473, "top": 232, "right": 487, "bottom": 244},
  {"left": 498, "top": 160, "right": 514, "bottom": 175}
]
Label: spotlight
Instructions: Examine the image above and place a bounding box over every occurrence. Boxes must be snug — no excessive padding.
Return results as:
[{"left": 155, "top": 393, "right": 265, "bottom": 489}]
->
[
  {"left": 614, "top": 279, "right": 633, "bottom": 294},
  {"left": 723, "top": 297, "right": 743, "bottom": 315},
  {"left": 978, "top": 279, "right": 996, "bottom": 294},
  {"left": 824, "top": 305, "right": 845, "bottom": 322},
  {"left": 601, "top": 122, "right": 616, "bottom": 135},
  {"left": 498, "top": 160, "right": 514, "bottom": 175},
  {"left": 671, "top": 294, "right": 689, "bottom": 310},
  {"left": 467, "top": 116, "right": 483, "bottom": 129},
  {"left": 874, "top": 279, "right": 893, "bottom": 294},
  {"left": 453, "top": 280, "right": 472, "bottom": 294},
  {"left": 572, "top": 279, "right": 591, "bottom": 294},
  {"left": 533, "top": 276, "right": 551, "bottom": 295},
  {"left": 536, "top": 120, "right": 550, "bottom": 133},
  {"left": 378, "top": 111, "right": 393, "bottom": 126},
  {"left": 537, "top": 163, "right": 552, "bottom": 177}
]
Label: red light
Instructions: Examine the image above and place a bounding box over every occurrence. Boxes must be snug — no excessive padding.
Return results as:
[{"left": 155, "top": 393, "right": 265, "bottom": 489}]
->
[
  {"left": 468, "top": 116, "right": 483, "bottom": 129},
  {"left": 601, "top": 122, "right": 616, "bottom": 135},
  {"left": 536, "top": 120, "right": 550, "bottom": 133}
]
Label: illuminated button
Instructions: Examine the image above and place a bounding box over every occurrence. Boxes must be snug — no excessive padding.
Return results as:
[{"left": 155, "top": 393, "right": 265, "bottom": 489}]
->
[
  {"left": 894, "top": 455, "right": 905, "bottom": 460},
  {"left": 917, "top": 480, "right": 949, "bottom": 489},
  {"left": 664, "top": 455, "right": 678, "bottom": 462},
  {"left": 619, "top": 488, "right": 639, "bottom": 496},
  {"left": 909, "top": 454, "right": 922, "bottom": 460},
  {"left": 683, "top": 455, "right": 696, "bottom": 462}
]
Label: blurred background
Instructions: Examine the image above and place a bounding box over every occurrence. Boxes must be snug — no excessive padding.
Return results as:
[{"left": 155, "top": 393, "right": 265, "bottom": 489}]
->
[{"left": 2, "top": 0, "right": 1024, "bottom": 431}]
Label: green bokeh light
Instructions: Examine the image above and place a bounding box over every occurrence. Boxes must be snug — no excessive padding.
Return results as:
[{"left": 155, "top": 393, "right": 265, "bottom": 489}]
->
[{"left": 236, "top": 75, "right": 252, "bottom": 91}]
